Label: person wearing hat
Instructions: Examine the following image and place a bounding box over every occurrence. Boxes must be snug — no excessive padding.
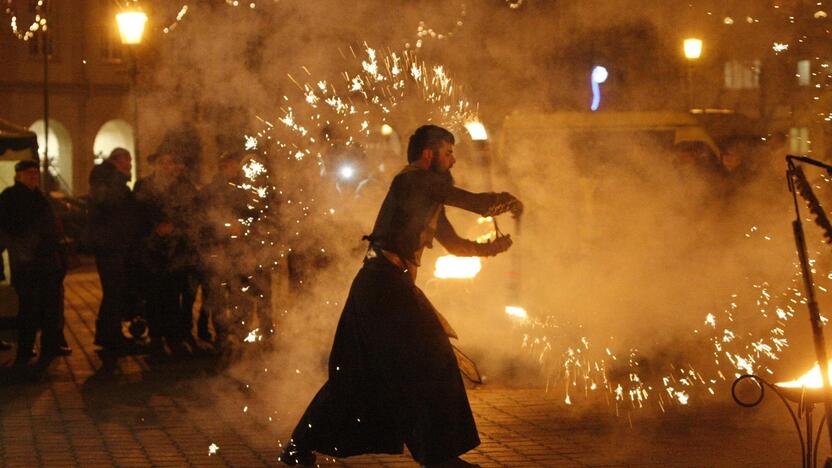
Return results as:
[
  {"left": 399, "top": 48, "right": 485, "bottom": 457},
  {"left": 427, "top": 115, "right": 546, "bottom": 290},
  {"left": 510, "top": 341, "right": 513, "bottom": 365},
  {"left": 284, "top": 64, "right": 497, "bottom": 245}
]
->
[{"left": 0, "top": 159, "right": 71, "bottom": 366}]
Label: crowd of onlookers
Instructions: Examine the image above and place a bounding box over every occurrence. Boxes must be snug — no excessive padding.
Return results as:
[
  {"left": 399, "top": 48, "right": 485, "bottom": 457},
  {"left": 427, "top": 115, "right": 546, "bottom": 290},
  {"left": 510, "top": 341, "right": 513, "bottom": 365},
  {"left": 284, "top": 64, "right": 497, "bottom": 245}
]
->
[
  {"left": 0, "top": 128, "right": 808, "bottom": 369},
  {"left": 0, "top": 147, "right": 274, "bottom": 368}
]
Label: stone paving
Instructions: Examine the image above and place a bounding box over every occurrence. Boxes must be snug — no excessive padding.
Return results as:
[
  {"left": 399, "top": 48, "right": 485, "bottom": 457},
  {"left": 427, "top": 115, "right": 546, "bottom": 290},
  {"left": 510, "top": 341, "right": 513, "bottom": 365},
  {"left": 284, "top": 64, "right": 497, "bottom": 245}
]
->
[{"left": 0, "top": 268, "right": 817, "bottom": 467}]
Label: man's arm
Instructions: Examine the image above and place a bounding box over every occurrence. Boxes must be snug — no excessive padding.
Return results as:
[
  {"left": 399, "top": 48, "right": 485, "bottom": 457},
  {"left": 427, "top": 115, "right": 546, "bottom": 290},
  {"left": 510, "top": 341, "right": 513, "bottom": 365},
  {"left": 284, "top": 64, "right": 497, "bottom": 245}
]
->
[
  {"left": 425, "top": 172, "right": 523, "bottom": 217},
  {"left": 435, "top": 209, "right": 512, "bottom": 257}
]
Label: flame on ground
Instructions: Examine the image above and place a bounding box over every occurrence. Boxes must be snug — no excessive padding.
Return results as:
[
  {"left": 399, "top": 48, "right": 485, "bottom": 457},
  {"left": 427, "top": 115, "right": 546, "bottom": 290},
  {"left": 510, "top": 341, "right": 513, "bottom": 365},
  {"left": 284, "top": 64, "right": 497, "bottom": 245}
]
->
[{"left": 434, "top": 255, "right": 481, "bottom": 279}]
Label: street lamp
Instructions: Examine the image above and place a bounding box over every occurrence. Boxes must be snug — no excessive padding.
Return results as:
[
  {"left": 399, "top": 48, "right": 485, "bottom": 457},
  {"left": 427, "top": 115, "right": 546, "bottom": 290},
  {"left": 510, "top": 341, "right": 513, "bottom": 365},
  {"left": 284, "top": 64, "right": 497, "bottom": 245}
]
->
[
  {"left": 683, "top": 38, "right": 702, "bottom": 110},
  {"left": 116, "top": 9, "right": 147, "bottom": 178}
]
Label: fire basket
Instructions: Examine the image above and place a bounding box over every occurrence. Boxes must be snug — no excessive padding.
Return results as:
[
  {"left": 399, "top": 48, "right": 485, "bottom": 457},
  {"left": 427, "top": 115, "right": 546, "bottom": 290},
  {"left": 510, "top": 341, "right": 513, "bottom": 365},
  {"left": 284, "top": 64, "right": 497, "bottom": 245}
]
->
[{"left": 733, "top": 373, "right": 829, "bottom": 468}]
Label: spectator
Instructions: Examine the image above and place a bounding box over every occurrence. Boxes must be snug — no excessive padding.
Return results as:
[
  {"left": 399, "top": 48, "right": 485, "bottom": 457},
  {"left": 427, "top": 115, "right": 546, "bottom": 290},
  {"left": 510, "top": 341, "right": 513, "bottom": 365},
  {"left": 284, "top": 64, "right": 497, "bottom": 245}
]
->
[
  {"left": 195, "top": 151, "right": 246, "bottom": 344},
  {"left": 0, "top": 160, "right": 71, "bottom": 366},
  {"left": 134, "top": 152, "right": 199, "bottom": 359},
  {"left": 88, "top": 147, "right": 139, "bottom": 353}
]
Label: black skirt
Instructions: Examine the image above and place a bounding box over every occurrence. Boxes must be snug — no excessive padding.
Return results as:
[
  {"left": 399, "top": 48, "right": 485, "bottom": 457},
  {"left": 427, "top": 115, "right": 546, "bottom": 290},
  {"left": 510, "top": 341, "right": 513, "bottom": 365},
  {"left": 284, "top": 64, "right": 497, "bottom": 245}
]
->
[{"left": 289, "top": 256, "right": 479, "bottom": 465}]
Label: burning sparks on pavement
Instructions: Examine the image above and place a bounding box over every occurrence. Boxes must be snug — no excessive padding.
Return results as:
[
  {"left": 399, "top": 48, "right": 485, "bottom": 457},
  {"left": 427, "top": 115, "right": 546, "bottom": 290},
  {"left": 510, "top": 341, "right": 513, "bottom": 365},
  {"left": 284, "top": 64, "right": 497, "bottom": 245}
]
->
[{"left": 434, "top": 255, "right": 481, "bottom": 279}]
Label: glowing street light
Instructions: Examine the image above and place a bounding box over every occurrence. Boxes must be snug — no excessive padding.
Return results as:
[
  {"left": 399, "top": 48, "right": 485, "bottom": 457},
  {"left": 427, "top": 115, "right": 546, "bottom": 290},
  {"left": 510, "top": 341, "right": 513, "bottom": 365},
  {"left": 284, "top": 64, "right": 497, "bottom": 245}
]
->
[
  {"left": 683, "top": 38, "right": 703, "bottom": 60},
  {"left": 338, "top": 164, "right": 355, "bottom": 180},
  {"left": 464, "top": 121, "right": 488, "bottom": 141},
  {"left": 116, "top": 11, "right": 148, "bottom": 45}
]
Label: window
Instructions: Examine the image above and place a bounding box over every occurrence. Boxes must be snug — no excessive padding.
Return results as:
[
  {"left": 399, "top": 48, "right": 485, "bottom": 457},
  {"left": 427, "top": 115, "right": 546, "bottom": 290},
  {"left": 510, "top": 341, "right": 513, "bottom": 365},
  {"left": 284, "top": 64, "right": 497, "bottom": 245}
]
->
[
  {"left": 724, "top": 60, "right": 761, "bottom": 89},
  {"left": 790, "top": 127, "right": 810, "bottom": 154},
  {"left": 797, "top": 60, "right": 811, "bottom": 86}
]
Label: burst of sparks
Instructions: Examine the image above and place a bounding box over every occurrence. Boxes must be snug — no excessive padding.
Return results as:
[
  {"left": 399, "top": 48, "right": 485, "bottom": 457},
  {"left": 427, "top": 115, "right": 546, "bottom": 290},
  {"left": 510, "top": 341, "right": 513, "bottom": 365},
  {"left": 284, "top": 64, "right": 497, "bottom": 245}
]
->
[{"left": 208, "top": 443, "right": 219, "bottom": 456}]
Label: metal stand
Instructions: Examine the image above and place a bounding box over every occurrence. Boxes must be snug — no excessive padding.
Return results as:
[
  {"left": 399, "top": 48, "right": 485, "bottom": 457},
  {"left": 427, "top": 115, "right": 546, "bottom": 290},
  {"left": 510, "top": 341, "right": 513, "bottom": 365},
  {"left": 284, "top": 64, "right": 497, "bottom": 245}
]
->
[
  {"left": 787, "top": 156, "right": 832, "bottom": 455},
  {"left": 733, "top": 374, "right": 826, "bottom": 467}
]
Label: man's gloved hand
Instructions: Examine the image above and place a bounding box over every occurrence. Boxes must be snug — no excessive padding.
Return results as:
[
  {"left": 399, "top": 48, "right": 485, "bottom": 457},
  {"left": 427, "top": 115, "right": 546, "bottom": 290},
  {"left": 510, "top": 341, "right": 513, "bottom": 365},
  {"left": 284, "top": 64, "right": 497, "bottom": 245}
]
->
[
  {"left": 488, "top": 192, "right": 524, "bottom": 218},
  {"left": 478, "top": 235, "right": 513, "bottom": 257},
  {"left": 506, "top": 195, "right": 524, "bottom": 218}
]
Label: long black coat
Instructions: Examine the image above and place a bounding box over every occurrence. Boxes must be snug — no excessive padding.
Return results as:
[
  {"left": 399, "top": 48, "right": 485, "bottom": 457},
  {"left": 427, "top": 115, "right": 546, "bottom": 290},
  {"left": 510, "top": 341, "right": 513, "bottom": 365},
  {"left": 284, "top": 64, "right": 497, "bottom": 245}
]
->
[
  {"left": 0, "top": 182, "right": 64, "bottom": 286},
  {"left": 290, "top": 257, "right": 479, "bottom": 465},
  {"left": 290, "top": 166, "right": 517, "bottom": 465}
]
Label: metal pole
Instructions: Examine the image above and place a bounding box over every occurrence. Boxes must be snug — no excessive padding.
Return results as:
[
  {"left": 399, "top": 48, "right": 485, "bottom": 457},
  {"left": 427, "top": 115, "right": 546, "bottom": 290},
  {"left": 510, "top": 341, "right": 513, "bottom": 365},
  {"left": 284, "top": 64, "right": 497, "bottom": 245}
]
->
[
  {"left": 42, "top": 6, "right": 49, "bottom": 189},
  {"left": 686, "top": 63, "right": 693, "bottom": 111},
  {"left": 130, "top": 47, "right": 140, "bottom": 178}
]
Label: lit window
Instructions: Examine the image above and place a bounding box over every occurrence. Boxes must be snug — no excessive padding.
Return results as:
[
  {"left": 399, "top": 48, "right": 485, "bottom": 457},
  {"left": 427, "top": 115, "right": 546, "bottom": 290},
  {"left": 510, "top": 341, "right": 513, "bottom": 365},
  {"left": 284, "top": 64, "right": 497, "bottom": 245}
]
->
[
  {"left": 724, "top": 60, "right": 761, "bottom": 89},
  {"left": 789, "top": 127, "right": 810, "bottom": 154},
  {"left": 797, "top": 60, "right": 811, "bottom": 86}
]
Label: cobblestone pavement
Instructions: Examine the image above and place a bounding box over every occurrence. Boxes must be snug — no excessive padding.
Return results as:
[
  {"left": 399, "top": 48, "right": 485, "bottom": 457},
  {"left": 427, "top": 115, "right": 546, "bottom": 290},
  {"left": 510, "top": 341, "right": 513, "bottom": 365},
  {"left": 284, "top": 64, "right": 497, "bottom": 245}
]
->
[{"left": 0, "top": 269, "right": 814, "bottom": 467}]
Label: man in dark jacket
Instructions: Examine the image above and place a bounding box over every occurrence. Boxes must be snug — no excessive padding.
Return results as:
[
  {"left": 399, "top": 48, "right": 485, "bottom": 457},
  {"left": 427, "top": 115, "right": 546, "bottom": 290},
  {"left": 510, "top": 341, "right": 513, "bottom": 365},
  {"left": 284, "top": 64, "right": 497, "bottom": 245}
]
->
[
  {"left": 88, "top": 147, "right": 137, "bottom": 351},
  {"left": 0, "top": 160, "right": 69, "bottom": 365},
  {"left": 134, "top": 152, "right": 200, "bottom": 358},
  {"left": 281, "top": 125, "right": 523, "bottom": 468}
]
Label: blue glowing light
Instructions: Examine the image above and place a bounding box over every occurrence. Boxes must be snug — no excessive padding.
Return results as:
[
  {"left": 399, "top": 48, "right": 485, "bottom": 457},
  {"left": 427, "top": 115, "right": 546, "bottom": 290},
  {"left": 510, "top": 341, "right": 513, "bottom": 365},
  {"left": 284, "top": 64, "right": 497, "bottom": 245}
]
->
[{"left": 590, "top": 66, "right": 608, "bottom": 111}]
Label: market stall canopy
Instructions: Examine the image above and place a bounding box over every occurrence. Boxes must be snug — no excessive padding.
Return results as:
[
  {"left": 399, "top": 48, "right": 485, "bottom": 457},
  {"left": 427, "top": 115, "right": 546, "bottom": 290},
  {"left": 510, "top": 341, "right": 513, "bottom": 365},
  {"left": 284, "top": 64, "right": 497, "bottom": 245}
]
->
[{"left": 0, "top": 118, "right": 39, "bottom": 161}]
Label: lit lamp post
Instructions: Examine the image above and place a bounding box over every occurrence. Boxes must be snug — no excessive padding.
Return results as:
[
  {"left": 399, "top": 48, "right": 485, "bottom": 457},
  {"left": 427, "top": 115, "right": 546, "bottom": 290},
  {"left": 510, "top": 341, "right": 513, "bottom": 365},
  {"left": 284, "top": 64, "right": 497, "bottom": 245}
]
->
[
  {"left": 116, "top": 9, "right": 147, "bottom": 176},
  {"left": 683, "top": 38, "right": 703, "bottom": 111}
]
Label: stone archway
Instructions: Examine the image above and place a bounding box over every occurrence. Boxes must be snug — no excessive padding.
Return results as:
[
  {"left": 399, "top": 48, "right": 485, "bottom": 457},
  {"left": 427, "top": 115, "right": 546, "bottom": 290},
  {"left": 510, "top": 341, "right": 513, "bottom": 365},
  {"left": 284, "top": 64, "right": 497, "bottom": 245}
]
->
[
  {"left": 29, "top": 119, "right": 73, "bottom": 193},
  {"left": 93, "top": 119, "right": 136, "bottom": 183}
]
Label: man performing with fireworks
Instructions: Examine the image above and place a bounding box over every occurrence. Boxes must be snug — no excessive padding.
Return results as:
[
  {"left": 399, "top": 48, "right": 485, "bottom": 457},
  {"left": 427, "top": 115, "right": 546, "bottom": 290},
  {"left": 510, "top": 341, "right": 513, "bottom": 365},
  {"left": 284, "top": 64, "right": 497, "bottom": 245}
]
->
[{"left": 281, "top": 125, "right": 523, "bottom": 467}]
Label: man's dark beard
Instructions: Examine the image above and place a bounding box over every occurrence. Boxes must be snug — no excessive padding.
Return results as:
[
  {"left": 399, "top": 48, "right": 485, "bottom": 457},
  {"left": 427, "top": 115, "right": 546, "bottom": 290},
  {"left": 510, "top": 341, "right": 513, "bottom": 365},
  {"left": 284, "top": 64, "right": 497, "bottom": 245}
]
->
[{"left": 429, "top": 152, "right": 455, "bottom": 186}]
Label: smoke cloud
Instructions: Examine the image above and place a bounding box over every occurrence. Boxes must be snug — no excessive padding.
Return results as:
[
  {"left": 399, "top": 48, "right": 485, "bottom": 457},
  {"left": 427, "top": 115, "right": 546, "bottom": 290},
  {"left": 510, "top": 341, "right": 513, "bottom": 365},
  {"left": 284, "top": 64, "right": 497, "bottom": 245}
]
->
[{"left": 130, "top": 0, "right": 832, "bottom": 425}]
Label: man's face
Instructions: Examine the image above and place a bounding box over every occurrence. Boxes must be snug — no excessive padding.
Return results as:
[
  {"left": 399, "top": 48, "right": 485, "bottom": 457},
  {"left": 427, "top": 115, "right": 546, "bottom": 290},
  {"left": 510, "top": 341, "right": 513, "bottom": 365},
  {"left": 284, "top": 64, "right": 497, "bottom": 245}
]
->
[
  {"left": 430, "top": 140, "right": 456, "bottom": 173},
  {"left": 113, "top": 154, "right": 132, "bottom": 177},
  {"left": 16, "top": 168, "right": 40, "bottom": 190},
  {"left": 155, "top": 153, "right": 178, "bottom": 177}
]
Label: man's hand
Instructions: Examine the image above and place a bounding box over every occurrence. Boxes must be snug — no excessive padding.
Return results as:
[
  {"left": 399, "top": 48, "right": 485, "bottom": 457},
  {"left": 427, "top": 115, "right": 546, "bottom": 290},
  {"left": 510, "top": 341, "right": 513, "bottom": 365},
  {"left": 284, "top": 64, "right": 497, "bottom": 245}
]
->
[
  {"left": 478, "top": 235, "right": 513, "bottom": 257},
  {"left": 506, "top": 196, "right": 524, "bottom": 218},
  {"left": 488, "top": 192, "right": 524, "bottom": 218}
]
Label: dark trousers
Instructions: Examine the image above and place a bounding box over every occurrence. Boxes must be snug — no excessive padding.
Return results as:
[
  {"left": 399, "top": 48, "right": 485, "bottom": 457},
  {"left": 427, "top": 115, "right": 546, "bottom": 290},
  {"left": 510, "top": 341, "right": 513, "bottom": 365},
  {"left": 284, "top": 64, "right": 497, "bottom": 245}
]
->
[
  {"left": 144, "top": 268, "right": 188, "bottom": 343},
  {"left": 94, "top": 250, "right": 133, "bottom": 346},
  {"left": 14, "top": 270, "right": 64, "bottom": 359}
]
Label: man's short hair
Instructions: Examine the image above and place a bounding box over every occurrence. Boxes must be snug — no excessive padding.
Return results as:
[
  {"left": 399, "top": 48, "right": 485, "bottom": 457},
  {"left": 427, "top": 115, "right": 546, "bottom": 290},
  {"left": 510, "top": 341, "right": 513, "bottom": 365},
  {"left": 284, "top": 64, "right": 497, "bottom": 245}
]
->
[
  {"left": 14, "top": 159, "right": 39, "bottom": 172},
  {"left": 109, "top": 147, "right": 131, "bottom": 162},
  {"left": 407, "top": 125, "right": 455, "bottom": 163}
]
